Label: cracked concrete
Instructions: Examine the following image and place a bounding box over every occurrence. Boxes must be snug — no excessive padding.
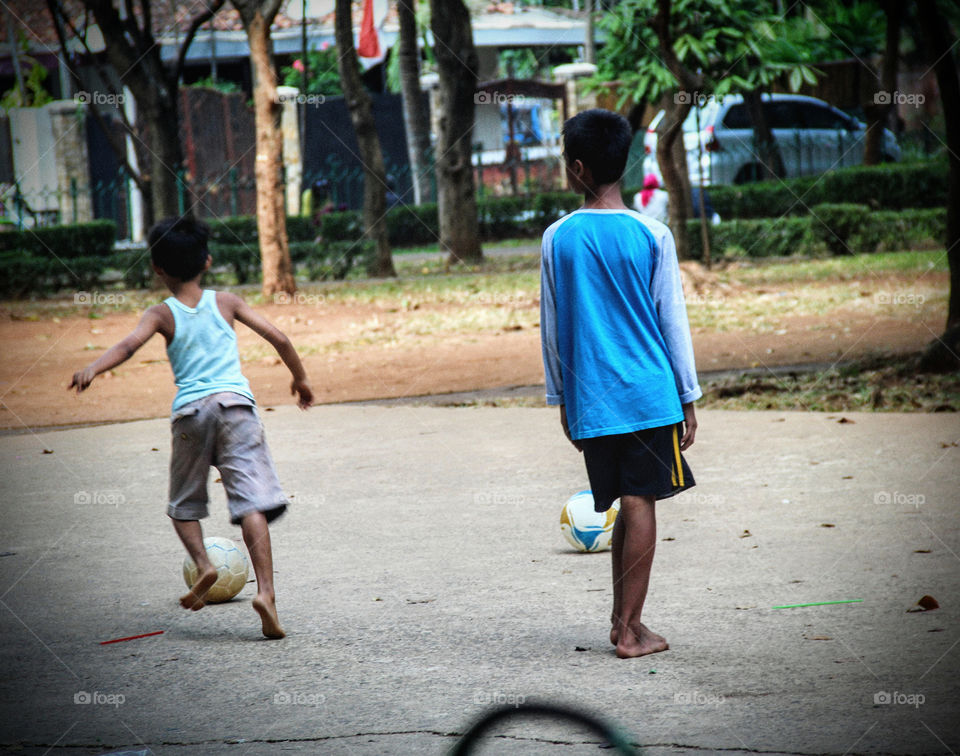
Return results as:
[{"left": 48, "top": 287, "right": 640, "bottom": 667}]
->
[{"left": 1, "top": 406, "right": 958, "bottom": 755}]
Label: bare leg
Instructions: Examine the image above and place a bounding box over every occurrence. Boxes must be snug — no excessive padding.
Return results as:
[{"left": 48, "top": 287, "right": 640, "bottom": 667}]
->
[
  {"left": 615, "top": 495, "right": 669, "bottom": 659},
  {"left": 241, "top": 511, "right": 285, "bottom": 639},
  {"left": 172, "top": 519, "right": 217, "bottom": 611},
  {"left": 610, "top": 511, "right": 624, "bottom": 645}
]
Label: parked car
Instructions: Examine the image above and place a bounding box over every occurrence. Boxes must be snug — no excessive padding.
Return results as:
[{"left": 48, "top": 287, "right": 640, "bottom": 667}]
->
[{"left": 640, "top": 93, "right": 901, "bottom": 187}]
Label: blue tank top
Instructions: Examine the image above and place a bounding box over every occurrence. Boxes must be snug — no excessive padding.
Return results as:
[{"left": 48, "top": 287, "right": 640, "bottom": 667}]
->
[{"left": 164, "top": 290, "right": 254, "bottom": 411}]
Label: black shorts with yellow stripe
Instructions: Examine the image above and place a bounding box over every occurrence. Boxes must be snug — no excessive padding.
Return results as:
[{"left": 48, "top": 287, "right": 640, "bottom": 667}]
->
[{"left": 579, "top": 422, "right": 695, "bottom": 512}]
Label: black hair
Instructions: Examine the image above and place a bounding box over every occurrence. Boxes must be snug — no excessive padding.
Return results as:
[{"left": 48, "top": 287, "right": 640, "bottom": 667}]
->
[
  {"left": 562, "top": 108, "right": 633, "bottom": 186},
  {"left": 148, "top": 215, "right": 210, "bottom": 281}
]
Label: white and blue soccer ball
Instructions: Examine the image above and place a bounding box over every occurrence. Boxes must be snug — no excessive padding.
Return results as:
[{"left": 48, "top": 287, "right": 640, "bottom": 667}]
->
[
  {"left": 182, "top": 536, "right": 249, "bottom": 603},
  {"left": 560, "top": 490, "right": 620, "bottom": 552}
]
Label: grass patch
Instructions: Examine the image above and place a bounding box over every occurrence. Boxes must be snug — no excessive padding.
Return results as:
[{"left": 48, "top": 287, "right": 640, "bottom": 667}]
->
[{"left": 700, "top": 352, "right": 960, "bottom": 412}]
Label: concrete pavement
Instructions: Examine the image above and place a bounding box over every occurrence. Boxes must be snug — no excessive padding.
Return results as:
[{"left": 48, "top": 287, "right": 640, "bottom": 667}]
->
[{"left": 1, "top": 407, "right": 958, "bottom": 754}]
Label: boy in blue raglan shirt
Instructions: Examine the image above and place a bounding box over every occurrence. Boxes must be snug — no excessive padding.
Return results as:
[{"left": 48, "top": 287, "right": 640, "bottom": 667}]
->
[
  {"left": 541, "top": 109, "right": 701, "bottom": 659},
  {"left": 70, "top": 216, "right": 313, "bottom": 639}
]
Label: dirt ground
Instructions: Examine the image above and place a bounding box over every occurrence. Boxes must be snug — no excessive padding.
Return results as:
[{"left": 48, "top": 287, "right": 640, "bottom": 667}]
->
[{"left": 0, "top": 267, "right": 946, "bottom": 431}]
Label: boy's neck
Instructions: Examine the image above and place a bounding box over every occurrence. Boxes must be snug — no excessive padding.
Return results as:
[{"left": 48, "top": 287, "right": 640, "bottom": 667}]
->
[
  {"left": 167, "top": 278, "right": 205, "bottom": 307},
  {"left": 582, "top": 181, "right": 628, "bottom": 210}
]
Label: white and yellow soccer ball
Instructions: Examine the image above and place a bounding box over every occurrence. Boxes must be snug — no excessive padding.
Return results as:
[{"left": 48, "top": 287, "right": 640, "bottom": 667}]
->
[
  {"left": 560, "top": 490, "right": 620, "bottom": 552},
  {"left": 182, "top": 536, "right": 249, "bottom": 603}
]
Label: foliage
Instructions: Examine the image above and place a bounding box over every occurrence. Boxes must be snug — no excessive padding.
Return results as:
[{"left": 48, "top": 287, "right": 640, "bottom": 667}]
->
[
  {"left": 281, "top": 45, "right": 345, "bottom": 96},
  {"left": 684, "top": 206, "right": 947, "bottom": 260},
  {"left": 809, "top": 203, "right": 871, "bottom": 255},
  {"left": 594, "top": 0, "right": 819, "bottom": 107},
  {"left": 499, "top": 49, "right": 542, "bottom": 79},
  {"left": 709, "top": 161, "right": 949, "bottom": 218},
  {"left": 188, "top": 75, "right": 240, "bottom": 94},
  {"left": 0, "top": 221, "right": 117, "bottom": 258}
]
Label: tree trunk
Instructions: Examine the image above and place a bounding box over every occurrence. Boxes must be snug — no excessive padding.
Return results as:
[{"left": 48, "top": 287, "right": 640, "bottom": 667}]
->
[
  {"left": 397, "top": 0, "right": 432, "bottom": 206},
  {"left": 431, "top": 0, "right": 482, "bottom": 264},
  {"left": 917, "top": 0, "right": 960, "bottom": 370},
  {"left": 247, "top": 13, "right": 295, "bottom": 296},
  {"left": 863, "top": 1, "right": 902, "bottom": 165},
  {"left": 743, "top": 90, "right": 783, "bottom": 181},
  {"left": 335, "top": 0, "right": 395, "bottom": 277},
  {"left": 141, "top": 99, "right": 182, "bottom": 224},
  {"left": 656, "top": 96, "right": 692, "bottom": 259}
]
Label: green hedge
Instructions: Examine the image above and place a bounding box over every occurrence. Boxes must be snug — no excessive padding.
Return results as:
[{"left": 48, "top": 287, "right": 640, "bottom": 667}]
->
[
  {"left": 709, "top": 161, "right": 947, "bottom": 219},
  {"left": 685, "top": 206, "right": 947, "bottom": 260},
  {"left": 0, "top": 248, "right": 147, "bottom": 297},
  {"left": 809, "top": 203, "right": 871, "bottom": 255},
  {"left": 208, "top": 240, "right": 370, "bottom": 284},
  {"left": 0, "top": 220, "right": 117, "bottom": 258}
]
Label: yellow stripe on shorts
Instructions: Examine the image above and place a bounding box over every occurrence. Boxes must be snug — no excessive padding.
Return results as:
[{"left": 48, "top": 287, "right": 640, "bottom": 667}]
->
[{"left": 672, "top": 425, "right": 684, "bottom": 488}]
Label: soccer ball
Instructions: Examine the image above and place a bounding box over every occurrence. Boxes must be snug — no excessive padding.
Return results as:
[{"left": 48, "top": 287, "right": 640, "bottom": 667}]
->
[
  {"left": 560, "top": 490, "right": 620, "bottom": 552},
  {"left": 182, "top": 536, "right": 249, "bottom": 603}
]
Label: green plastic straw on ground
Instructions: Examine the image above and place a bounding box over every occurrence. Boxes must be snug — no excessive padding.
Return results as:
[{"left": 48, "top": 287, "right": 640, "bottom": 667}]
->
[{"left": 772, "top": 599, "right": 864, "bottom": 609}]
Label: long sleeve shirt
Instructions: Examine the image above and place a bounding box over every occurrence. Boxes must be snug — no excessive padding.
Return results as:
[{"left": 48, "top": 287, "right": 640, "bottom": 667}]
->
[{"left": 540, "top": 208, "right": 702, "bottom": 440}]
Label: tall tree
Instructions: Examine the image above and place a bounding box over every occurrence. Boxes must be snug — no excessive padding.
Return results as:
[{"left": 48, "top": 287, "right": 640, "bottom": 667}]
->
[
  {"left": 397, "top": 0, "right": 432, "bottom": 206},
  {"left": 596, "top": 0, "right": 818, "bottom": 257},
  {"left": 232, "top": 0, "right": 296, "bottom": 296},
  {"left": 334, "top": 0, "right": 395, "bottom": 277},
  {"left": 917, "top": 0, "right": 960, "bottom": 371},
  {"left": 863, "top": 1, "right": 903, "bottom": 165},
  {"left": 430, "top": 0, "right": 482, "bottom": 263},
  {"left": 67, "top": 0, "right": 224, "bottom": 231}
]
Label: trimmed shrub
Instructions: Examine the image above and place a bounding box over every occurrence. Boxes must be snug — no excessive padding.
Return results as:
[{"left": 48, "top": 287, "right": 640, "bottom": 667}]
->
[
  {"left": 809, "top": 203, "right": 871, "bottom": 255},
  {"left": 709, "top": 161, "right": 947, "bottom": 219},
  {"left": 851, "top": 208, "right": 947, "bottom": 253},
  {"left": 685, "top": 217, "right": 819, "bottom": 260},
  {"left": 0, "top": 220, "right": 117, "bottom": 258}
]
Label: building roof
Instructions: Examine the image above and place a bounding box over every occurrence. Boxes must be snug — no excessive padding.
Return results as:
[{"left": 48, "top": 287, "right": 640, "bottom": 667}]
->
[{"left": 1, "top": 0, "right": 588, "bottom": 62}]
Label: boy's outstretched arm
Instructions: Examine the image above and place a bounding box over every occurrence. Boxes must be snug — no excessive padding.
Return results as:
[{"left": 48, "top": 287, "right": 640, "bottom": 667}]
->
[
  {"left": 68, "top": 306, "right": 166, "bottom": 393},
  {"left": 229, "top": 294, "right": 314, "bottom": 409}
]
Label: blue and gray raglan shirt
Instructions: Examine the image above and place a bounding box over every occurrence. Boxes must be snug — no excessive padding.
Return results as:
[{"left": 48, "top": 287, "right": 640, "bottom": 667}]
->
[{"left": 540, "top": 208, "right": 702, "bottom": 441}]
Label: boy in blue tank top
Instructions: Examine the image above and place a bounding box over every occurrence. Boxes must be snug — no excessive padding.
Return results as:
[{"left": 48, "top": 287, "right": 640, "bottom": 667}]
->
[
  {"left": 69, "top": 216, "right": 313, "bottom": 639},
  {"left": 541, "top": 109, "right": 701, "bottom": 659}
]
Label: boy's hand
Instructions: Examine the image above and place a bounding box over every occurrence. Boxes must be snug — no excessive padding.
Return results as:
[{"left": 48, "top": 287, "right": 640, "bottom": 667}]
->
[
  {"left": 291, "top": 378, "right": 314, "bottom": 409},
  {"left": 68, "top": 366, "right": 97, "bottom": 393},
  {"left": 680, "top": 402, "right": 697, "bottom": 451},
  {"left": 560, "top": 405, "right": 583, "bottom": 452}
]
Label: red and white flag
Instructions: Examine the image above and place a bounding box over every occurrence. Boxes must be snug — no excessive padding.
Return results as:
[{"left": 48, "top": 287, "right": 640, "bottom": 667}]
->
[{"left": 357, "top": 0, "right": 384, "bottom": 67}]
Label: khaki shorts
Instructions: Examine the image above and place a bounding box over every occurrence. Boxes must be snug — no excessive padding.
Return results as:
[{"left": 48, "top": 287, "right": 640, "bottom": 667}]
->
[{"left": 168, "top": 392, "right": 288, "bottom": 524}]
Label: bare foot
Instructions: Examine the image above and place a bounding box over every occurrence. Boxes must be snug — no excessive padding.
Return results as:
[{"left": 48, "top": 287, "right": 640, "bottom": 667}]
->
[
  {"left": 610, "top": 625, "right": 619, "bottom": 646},
  {"left": 252, "top": 594, "right": 285, "bottom": 639},
  {"left": 180, "top": 566, "right": 218, "bottom": 611},
  {"left": 615, "top": 623, "right": 669, "bottom": 659}
]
